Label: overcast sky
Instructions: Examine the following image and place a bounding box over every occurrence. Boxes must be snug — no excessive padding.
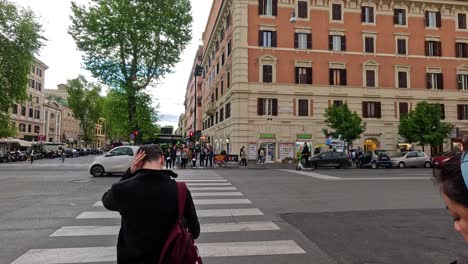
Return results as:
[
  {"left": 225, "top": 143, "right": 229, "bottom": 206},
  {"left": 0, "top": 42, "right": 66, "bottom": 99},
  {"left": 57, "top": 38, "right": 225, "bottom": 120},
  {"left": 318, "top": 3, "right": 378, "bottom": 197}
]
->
[{"left": 13, "top": 0, "right": 213, "bottom": 129}]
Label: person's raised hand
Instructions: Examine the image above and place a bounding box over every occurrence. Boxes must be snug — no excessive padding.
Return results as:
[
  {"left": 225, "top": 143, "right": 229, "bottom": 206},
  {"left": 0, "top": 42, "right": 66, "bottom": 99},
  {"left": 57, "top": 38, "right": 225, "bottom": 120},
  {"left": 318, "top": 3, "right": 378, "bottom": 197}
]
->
[{"left": 130, "top": 150, "right": 146, "bottom": 173}]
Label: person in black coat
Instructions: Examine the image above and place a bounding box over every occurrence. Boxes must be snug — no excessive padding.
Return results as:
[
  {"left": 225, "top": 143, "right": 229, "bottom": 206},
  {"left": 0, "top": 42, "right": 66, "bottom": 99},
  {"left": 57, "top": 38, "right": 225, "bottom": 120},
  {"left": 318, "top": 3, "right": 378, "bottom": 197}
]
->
[{"left": 102, "top": 144, "right": 200, "bottom": 264}]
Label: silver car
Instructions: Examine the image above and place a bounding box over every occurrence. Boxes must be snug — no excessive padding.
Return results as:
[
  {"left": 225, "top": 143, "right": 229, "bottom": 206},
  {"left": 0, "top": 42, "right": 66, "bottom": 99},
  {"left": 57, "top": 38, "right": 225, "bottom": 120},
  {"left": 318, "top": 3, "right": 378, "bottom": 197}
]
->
[{"left": 391, "top": 151, "right": 432, "bottom": 168}]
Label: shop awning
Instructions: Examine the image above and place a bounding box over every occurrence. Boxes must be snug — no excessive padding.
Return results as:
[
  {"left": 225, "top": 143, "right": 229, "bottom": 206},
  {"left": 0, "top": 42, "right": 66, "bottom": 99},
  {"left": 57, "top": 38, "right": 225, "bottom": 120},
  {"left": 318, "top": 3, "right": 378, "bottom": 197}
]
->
[{"left": 0, "top": 138, "right": 34, "bottom": 147}]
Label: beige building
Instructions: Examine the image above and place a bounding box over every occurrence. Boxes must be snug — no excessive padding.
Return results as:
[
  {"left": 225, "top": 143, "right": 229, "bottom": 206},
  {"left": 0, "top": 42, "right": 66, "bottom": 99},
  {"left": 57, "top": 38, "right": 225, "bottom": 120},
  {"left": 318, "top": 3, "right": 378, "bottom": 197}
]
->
[
  {"left": 175, "top": 114, "right": 186, "bottom": 136},
  {"left": 11, "top": 58, "right": 48, "bottom": 141},
  {"left": 198, "top": 0, "right": 468, "bottom": 162},
  {"left": 94, "top": 118, "right": 106, "bottom": 148},
  {"left": 184, "top": 46, "right": 204, "bottom": 138},
  {"left": 43, "top": 99, "right": 63, "bottom": 143}
]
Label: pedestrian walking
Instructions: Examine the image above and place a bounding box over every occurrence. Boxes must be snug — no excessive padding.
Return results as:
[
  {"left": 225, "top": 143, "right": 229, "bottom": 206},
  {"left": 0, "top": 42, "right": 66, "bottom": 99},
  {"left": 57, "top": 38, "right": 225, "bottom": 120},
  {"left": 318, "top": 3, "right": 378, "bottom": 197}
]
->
[
  {"left": 199, "top": 149, "right": 206, "bottom": 168},
  {"left": 240, "top": 146, "right": 247, "bottom": 167},
  {"left": 101, "top": 144, "right": 200, "bottom": 263},
  {"left": 30, "top": 149, "right": 34, "bottom": 164},
  {"left": 206, "top": 146, "right": 213, "bottom": 168},
  {"left": 181, "top": 147, "right": 187, "bottom": 169},
  {"left": 170, "top": 145, "right": 177, "bottom": 169},
  {"left": 259, "top": 147, "right": 266, "bottom": 165},
  {"left": 301, "top": 142, "right": 311, "bottom": 168}
]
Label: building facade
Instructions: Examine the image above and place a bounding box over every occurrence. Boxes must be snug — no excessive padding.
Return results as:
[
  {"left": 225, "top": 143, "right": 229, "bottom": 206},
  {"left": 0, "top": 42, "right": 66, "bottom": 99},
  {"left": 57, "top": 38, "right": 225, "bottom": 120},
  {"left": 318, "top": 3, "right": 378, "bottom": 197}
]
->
[
  {"left": 43, "top": 99, "right": 63, "bottom": 143},
  {"left": 11, "top": 58, "right": 48, "bottom": 141},
  {"left": 198, "top": 0, "right": 468, "bottom": 161},
  {"left": 94, "top": 118, "right": 106, "bottom": 148},
  {"left": 184, "top": 46, "right": 204, "bottom": 138}
]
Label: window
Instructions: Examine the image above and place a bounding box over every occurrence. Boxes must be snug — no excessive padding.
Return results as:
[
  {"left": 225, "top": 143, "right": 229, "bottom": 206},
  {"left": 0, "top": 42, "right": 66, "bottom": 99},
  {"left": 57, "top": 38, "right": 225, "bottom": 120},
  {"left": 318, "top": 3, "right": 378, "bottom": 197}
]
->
[
  {"left": 21, "top": 106, "right": 26, "bottom": 116},
  {"left": 397, "top": 38, "right": 407, "bottom": 55},
  {"left": 226, "top": 13, "right": 231, "bottom": 30},
  {"left": 329, "top": 35, "right": 346, "bottom": 51},
  {"left": 12, "top": 104, "right": 17, "bottom": 114},
  {"left": 225, "top": 102, "right": 231, "bottom": 119},
  {"left": 216, "top": 63, "right": 219, "bottom": 74},
  {"left": 227, "top": 40, "right": 232, "bottom": 56},
  {"left": 425, "top": 11, "right": 441, "bottom": 28},
  {"left": 458, "top": 74, "right": 468, "bottom": 91},
  {"left": 332, "top": 4, "right": 342, "bottom": 21},
  {"left": 298, "top": 99, "right": 308, "bottom": 116},
  {"left": 19, "top": 123, "right": 26, "bottom": 132},
  {"left": 295, "top": 67, "right": 312, "bottom": 84},
  {"left": 394, "top": 9, "right": 406, "bottom": 25},
  {"left": 362, "top": 102, "right": 381, "bottom": 118},
  {"left": 361, "top": 6, "right": 374, "bottom": 23},
  {"left": 221, "top": 53, "right": 225, "bottom": 66},
  {"left": 28, "top": 124, "right": 31, "bottom": 133},
  {"left": 29, "top": 108, "right": 33, "bottom": 118},
  {"left": 219, "top": 107, "right": 224, "bottom": 122},
  {"left": 295, "top": 33, "right": 311, "bottom": 49},
  {"left": 397, "top": 71, "right": 408, "bottom": 88},
  {"left": 257, "top": 98, "right": 278, "bottom": 116},
  {"left": 220, "top": 29, "right": 224, "bottom": 40},
  {"left": 36, "top": 68, "right": 42, "bottom": 77},
  {"left": 364, "top": 36, "right": 374, "bottom": 53},
  {"left": 426, "top": 73, "right": 443, "bottom": 90},
  {"left": 365, "top": 70, "right": 376, "bottom": 87},
  {"left": 36, "top": 97, "right": 39, "bottom": 103},
  {"left": 459, "top": 13, "right": 467, "bottom": 30},
  {"left": 458, "top": 105, "right": 468, "bottom": 120},
  {"left": 333, "top": 100, "right": 343, "bottom": 107},
  {"left": 456, "top": 42, "right": 468, "bottom": 58},
  {"left": 399, "top": 102, "right": 409, "bottom": 117},
  {"left": 298, "top": 1, "right": 308, "bottom": 19},
  {"left": 34, "top": 126, "right": 40, "bottom": 133},
  {"left": 31, "top": 65, "right": 35, "bottom": 74},
  {"left": 36, "top": 82, "right": 42, "bottom": 91},
  {"left": 263, "top": 65, "right": 273, "bottom": 83},
  {"left": 30, "top": 79, "right": 35, "bottom": 89},
  {"left": 329, "top": 68, "right": 347, "bottom": 86},
  {"left": 227, "top": 71, "right": 231, "bottom": 88},
  {"left": 34, "top": 110, "right": 40, "bottom": 119},
  {"left": 221, "top": 80, "right": 224, "bottom": 95},
  {"left": 215, "top": 111, "right": 218, "bottom": 124},
  {"left": 215, "top": 85, "right": 218, "bottom": 100},
  {"left": 259, "top": 0, "right": 277, "bottom": 16},
  {"left": 259, "top": 30, "right": 276, "bottom": 47},
  {"left": 425, "top": 41, "right": 442, "bottom": 56}
]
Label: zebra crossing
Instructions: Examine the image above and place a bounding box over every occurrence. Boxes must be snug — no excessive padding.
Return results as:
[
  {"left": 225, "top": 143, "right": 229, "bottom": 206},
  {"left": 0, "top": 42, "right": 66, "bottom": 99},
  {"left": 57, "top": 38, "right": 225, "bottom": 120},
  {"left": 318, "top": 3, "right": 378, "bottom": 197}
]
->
[
  {"left": 10, "top": 170, "right": 306, "bottom": 264},
  {"left": 0, "top": 162, "right": 89, "bottom": 167}
]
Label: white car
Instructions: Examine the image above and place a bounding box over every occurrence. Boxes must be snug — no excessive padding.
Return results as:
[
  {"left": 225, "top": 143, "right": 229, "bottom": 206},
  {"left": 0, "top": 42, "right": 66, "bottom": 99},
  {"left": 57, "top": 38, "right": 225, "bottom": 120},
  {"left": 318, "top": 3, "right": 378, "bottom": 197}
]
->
[{"left": 89, "top": 146, "right": 140, "bottom": 177}]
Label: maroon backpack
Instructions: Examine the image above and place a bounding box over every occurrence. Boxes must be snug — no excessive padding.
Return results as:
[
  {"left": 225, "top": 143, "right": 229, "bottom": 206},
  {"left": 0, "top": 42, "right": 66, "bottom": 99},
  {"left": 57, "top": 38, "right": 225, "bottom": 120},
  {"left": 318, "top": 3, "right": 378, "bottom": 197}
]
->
[{"left": 159, "top": 182, "right": 202, "bottom": 264}]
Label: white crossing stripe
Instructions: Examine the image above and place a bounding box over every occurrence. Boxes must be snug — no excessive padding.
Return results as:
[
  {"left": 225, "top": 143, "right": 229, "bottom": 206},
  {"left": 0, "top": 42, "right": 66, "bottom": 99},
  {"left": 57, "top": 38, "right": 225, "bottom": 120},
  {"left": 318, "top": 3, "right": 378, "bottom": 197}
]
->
[
  {"left": 194, "top": 199, "right": 251, "bottom": 205},
  {"left": 10, "top": 240, "right": 304, "bottom": 263},
  {"left": 50, "top": 221, "right": 279, "bottom": 236},
  {"left": 178, "top": 179, "right": 227, "bottom": 182},
  {"left": 77, "top": 208, "right": 263, "bottom": 219},
  {"left": 93, "top": 198, "right": 249, "bottom": 207},
  {"left": 186, "top": 183, "right": 232, "bottom": 186},
  {"left": 277, "top": 169, "right": 342, "bottom": 180},
  {"left": 189, "top": 187, "right": 237, "bottom": 191},
  {"left": 191, "top": 192, "right": 243, "bottom": 197},
  {"left": 341, "top": 177, "right": 430, "bottom": 181}
]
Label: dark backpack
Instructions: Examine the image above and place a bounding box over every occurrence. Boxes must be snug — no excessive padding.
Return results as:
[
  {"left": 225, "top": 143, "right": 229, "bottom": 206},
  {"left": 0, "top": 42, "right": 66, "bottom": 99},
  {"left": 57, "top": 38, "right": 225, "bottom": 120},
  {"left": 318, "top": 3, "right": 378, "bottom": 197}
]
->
[{"left": 159, "top": 182, "right": 202, "bottom": 264}]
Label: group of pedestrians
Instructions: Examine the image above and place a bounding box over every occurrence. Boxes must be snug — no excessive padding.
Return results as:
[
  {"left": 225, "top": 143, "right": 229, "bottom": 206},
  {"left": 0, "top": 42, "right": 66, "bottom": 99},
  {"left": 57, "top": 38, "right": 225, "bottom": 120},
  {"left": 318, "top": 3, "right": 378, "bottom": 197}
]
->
[{"left": 164, "top": 145, "right": 214, "bottom": 169}]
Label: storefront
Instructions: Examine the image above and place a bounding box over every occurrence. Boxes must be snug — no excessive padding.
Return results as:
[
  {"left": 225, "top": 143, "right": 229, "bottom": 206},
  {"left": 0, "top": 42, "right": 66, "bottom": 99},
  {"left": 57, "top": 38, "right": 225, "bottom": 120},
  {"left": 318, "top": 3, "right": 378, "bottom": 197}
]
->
[
  {"left": 296, "top": 134, "right": 313, "bottom": 159},
  {"left": 364, "top": 138, "right": 380, "bottom": 151},
  {"left": 259, "top": 133, "right": 276, "bottom": 163}
]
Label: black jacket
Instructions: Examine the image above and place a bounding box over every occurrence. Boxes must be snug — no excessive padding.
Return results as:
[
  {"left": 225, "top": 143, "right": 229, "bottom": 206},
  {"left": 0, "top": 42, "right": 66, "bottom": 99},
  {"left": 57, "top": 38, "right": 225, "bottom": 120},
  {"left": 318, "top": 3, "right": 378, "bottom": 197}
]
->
[{"left": 102, "top": 169, "right": 200, "bottom": 264}]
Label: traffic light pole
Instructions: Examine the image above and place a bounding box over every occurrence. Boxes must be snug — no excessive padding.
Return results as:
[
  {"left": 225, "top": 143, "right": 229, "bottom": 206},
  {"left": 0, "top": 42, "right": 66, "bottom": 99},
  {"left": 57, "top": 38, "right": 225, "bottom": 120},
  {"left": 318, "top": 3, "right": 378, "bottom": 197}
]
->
[{"left": 194, "top": 74, "right": 197, "bottom": 146}]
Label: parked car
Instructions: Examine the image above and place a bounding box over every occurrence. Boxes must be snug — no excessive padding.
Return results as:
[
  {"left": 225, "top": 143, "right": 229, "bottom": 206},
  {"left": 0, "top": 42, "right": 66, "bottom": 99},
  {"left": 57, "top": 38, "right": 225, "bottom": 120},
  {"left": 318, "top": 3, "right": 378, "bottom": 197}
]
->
[
  {"left": 357, "top": 150, "right": 393, "bottom": 169},
  {"left": 89, "top": 146, "right": 140, "bottom": 177},
  {"left": 391, "top": 151, "right": 432, "bottom": 168},
  {"left": 308, "top": 151, "right": 351, "bottom": 169},
  {"left": 432, "top": 151, "right": 462, "bottom": 167}
]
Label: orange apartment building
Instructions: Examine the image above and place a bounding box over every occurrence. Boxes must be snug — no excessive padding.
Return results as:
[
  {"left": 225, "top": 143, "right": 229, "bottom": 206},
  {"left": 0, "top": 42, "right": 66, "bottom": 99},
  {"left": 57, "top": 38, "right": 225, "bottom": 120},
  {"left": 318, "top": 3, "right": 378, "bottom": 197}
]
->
[
  {"left": 184, "top": 46, "right": 204, "bottom": 139},
  {"left": 198, "top": 0, "right": 468, "bottom": 162}
]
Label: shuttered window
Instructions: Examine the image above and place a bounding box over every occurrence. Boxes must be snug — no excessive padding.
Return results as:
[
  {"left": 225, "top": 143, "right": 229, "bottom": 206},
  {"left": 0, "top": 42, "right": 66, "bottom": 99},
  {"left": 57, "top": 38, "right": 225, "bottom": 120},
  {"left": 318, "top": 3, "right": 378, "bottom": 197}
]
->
[
  {"left": 426, "top": 73, "right": 444, "bottom": 90},
  {"left": 329, "top": 35, "right": 346, "bottom": 51},
  {"left": 456, "top": 42, "right": 468, "bottom": 58},
  {"left": 364, "top": 37, "right": 374, "bottom": 53},
  {"left": 332, "top": 4, "right": 342, "bottom": 21},
  {"left": 295, "top": 67, "right": 312, "bottom": 84},
  {"left": 298, "top": 1, "right": 308, "bottom": 18},
  {"left": 225, "top": 102, "right": 231, "bottom": 119},
  {"left": 394, "top": 9, "right": 406, "bottom": 25},
  {"left": 425, "top": 11, "right": 441, "bottom": 28},
  {"left": 263, "top": 65, "right": 273, "bottom": 83},
  {"left": 295, "top": 33, "right": 311, "bottom": 49},
  {"left": 361, "top": 6, "right": 374, "bottom": 23},
  {"left": 259, "top": 30, "right": 276, "bottom": 47},
  {"left": 398, "top": 71, "right": 408, "bottom": 88},
  {"left": 362, "top": 102, "right": 381, "bottom": 118},
  {"left": 397, "top": 39, "right": 407, "bottom": 55},
  {"left": 399, "top": 102, "right": 409, "bottom": 118},
  {"left": 459, "top": 13, "right": 467, "bottom": 29},
  {"left": 425, "top": 41, "right": 442, "bottom": 56},
  {"left": 257, "top": 98, "right": 278, "bottom": 116},
  {"left": 458, "top": 74, "right": 468, "bottom": 91},
  {"left": 329, "top": 69, "right": 347, "bottom": 86},
  {"left": 259, "top": 0, "right": 277, "bottom": 16},
  {"left": 333, "top": 100, "right": 343, "bottom": 107},
  {"left": 365, "top": 70, "right": 376, "bottom": 87},
  {"left": 458, "top": 105, "right": 468, "bottom": 120},
  {"left": 298, "top": 99, "right": 308, "bottom": 116}
]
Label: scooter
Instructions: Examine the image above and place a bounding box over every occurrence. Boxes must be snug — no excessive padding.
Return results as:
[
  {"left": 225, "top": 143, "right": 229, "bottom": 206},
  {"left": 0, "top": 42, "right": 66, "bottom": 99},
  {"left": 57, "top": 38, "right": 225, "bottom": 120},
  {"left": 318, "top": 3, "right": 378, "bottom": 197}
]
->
[{"left": 296, "top": 157, "right": 314, "bottom": 171}]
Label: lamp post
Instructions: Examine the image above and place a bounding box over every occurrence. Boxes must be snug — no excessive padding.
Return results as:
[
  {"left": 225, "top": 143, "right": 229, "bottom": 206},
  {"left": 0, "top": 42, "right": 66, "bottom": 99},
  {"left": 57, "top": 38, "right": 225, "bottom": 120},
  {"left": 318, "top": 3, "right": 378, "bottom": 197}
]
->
[{"left": 193, "top": 65, "right": 204, "bottom": 147}]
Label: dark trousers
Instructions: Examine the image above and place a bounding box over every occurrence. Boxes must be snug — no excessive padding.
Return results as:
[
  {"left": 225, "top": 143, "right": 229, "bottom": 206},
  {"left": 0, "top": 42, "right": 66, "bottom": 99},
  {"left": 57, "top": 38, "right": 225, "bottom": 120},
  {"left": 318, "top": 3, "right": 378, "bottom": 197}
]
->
[
  {"left": 241, "top": 158, "right": 247, "bottom": 166},
  {"left": 192, "top": 159, "right": 196, "bottom": 168},
  {"left": 30, "top": 156, "right": 34, "bottom": 164},
  {"left": 200, "top": 158, "right": 204, "bottom": 167},
  {"left": 181, "top": 158, "right": 187, "bottom": 169},
  {"left": 166, "top": 159, "right": 172, "bottom": 169},
  {"left": 205, "top": 158, "right": 213, "bottom": 168}
]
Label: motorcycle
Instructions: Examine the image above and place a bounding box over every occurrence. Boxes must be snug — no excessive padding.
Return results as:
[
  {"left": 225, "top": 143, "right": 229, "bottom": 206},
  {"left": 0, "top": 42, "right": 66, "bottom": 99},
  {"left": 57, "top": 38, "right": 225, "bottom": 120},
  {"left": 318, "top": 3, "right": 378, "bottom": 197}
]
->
[{"left": 296, "top": 157, "right": 314, "bottom": 171}]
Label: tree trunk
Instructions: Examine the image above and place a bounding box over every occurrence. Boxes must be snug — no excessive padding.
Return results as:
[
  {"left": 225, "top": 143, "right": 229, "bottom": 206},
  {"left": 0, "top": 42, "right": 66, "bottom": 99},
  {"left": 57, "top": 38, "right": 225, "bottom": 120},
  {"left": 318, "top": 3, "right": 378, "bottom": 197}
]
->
[
  {"left": 126, "top": 85, "right": 139, "bottom": 144},
  {"left": 421, "top": 144, "right": 425, "bottom": 152}
]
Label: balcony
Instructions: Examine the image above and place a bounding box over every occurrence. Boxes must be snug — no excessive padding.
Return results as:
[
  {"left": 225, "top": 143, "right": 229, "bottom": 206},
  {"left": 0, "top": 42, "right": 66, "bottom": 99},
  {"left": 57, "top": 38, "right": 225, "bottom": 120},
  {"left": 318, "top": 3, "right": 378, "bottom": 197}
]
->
[{"left": 205, "top": 102, "right": 216, "bottom": 116}]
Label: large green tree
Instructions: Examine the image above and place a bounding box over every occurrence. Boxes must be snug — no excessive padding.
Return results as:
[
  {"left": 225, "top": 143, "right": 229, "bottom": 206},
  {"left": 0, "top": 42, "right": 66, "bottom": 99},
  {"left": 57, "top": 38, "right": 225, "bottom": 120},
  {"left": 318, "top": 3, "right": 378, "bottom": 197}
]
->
[
  {"left": 323, "top": 104, "right": 366, "bottom": 152},
  {"left": 102, "top": 89, "right": 160, "bottom": 142},
  {"left": 398, "top": 101, "right": 452, "bottom": 151},
  {"left": 66, "top": 76, "right": 103, "bottom": 143},
  {"left": 68, "top": 0, "right": 192, "bottom": 142},
  {"left": 0, "top": 0, "right": 44, "bottom": 137}
]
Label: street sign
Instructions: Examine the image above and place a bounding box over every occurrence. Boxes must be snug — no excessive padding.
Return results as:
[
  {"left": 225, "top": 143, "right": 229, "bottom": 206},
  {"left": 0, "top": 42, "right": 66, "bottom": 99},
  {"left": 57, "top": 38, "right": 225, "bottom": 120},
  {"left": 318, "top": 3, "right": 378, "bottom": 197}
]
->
[{"left": 129, "top": 133, "right": 135, "bottom": 140}]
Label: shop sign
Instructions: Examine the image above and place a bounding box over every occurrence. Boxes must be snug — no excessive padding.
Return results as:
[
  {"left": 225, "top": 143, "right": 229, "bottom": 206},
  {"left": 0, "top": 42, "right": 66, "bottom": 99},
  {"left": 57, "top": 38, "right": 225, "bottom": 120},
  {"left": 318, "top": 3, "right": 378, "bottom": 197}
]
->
[
  {"left": 260, "top": 133, "right": 276, "bottom": 139},
  {"left": 297, "top": 134, "right": 312, "bottom": 140},
  {"left": 279, "top": 143, "right": 295, "bottom": 160},
  {"left": 248, "top": 143, "right": 257, "bottom": 160}
]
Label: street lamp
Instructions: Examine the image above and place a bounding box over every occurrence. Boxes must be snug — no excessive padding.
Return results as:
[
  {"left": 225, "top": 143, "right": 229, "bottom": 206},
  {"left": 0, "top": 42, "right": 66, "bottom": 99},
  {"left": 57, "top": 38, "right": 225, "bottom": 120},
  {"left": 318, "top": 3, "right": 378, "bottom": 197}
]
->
[
  {"left": 193, "top": 65, "right": 203, "bottom": 147},
  {"left": 289, "top": 11, "right": 297, "bottom": 23}
]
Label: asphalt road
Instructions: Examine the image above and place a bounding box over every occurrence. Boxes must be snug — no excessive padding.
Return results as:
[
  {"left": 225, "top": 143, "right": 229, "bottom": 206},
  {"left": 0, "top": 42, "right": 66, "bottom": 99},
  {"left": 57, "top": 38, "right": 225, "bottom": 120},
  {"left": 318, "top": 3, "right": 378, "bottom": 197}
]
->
[{"left": 0, "top": 157, "right": 465, "bottom": 264}]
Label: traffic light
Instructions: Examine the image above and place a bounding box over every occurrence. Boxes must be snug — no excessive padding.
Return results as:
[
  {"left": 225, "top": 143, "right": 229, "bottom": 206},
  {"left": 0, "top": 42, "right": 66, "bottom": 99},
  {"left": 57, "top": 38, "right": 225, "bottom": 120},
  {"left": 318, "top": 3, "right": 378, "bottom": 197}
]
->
[
  {"left": 189, "top": 131, "right": 194, "bottom": 138},
  {"left": 134, "top": 131, "right": 139, "bottom": 136}
]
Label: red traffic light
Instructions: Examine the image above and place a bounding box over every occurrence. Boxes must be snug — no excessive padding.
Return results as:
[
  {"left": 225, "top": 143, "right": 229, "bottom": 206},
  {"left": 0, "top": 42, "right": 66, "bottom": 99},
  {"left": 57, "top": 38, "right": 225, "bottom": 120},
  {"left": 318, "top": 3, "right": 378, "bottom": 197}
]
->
[
  {"left": 134, "top": 131, "right": 139, "bottom": 136},
  {"left": 189, "top": 131, "right": 194, "bottom": 137}
]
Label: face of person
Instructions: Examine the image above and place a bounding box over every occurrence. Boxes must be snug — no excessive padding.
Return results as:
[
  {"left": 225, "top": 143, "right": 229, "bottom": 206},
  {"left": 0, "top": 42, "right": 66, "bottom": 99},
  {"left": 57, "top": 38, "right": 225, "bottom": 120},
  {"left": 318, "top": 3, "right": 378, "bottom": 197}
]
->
[{"left": 442, "top": 193, "right": 468, "bottom": 242}]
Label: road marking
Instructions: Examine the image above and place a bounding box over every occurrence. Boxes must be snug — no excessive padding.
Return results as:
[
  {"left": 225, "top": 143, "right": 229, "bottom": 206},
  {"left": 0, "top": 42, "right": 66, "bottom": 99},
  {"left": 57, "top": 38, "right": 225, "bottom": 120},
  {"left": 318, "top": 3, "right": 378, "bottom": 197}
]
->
[
  {"left": 189, "top": 187, "right": 237, "bottom": 191},
  {"left": 277, "top": 169, "right": 341, "bottom": 180},
  {"left": 341, "top": 177, "right": 430, "bottom": 181},
  {"left": 77, "top": 208, "right": 263, "bottom": 219},
  {"left": 10, "top": 240, "right": 304, "bottom": 263},
  {"left": 194, "top": 199, "right": 251, "bottom": 205},
  {"left": 186, "top": 183, "right": 232, "bottom": 186},
  {"left": 50, "top": 221, "right": 279, "bottom": 237},
  {"left": 178, "top": 179, "right": 228, "bottom": 182},
  {"left": 191, "top": 192, "right": 243, "bottom": 197}
]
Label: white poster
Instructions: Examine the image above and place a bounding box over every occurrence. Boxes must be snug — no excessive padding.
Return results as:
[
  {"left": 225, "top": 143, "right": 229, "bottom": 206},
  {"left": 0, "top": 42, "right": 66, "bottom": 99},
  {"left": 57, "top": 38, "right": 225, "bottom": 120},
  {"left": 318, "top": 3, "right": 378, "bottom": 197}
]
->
[
  {"left": 248, "top": 143, "right": 257, "bottom": 160},
  {"left": 279, "top": 143, "right": 295, "bottom": 160}
]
